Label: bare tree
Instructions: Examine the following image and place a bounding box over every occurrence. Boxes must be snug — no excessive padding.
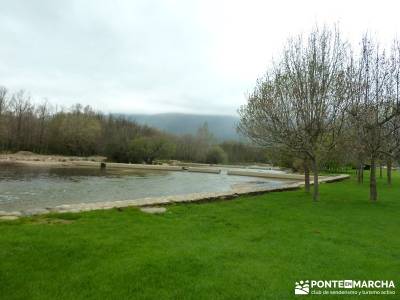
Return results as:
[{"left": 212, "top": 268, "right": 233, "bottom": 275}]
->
[
  {"left": 8, "top": 90, "right": 34, "bottom": 149},
  {"left": 381, "top": 116, "right": 400, "bottom": 185},
  {"left": 385, "top": 41, "right": 400, "bottom": 185},
  {"left": 0, "top": 87, "right": 8, "bottom": 150},
  {"left": 348, "top": 36, "right": 400, "bottom": 200},
  {"left": 239, "top": 26, "right": 349, "bottom": 201},
  {"left": 0, "top": 87, "right": 7, "bottom": 116},
  {"left": 35, "top": 100, "right": 52, "bottom": 153}
]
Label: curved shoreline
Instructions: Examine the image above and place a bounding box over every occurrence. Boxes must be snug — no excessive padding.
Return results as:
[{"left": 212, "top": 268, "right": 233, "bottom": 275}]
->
[{"left": 0, "top": 171, "right": 349, "bottom": 218}]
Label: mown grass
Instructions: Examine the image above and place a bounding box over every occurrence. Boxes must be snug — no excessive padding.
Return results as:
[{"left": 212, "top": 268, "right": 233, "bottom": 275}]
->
[{"left": 0, "top": 172, "right": 399, "bottom": 299}]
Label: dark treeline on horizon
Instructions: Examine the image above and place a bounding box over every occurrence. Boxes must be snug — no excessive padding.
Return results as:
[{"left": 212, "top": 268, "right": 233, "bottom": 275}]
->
[{"left": 0, "top": 87, "right": 266, "bottom": 165}]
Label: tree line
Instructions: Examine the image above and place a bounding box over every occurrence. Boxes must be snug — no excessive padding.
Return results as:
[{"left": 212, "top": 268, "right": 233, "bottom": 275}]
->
[
  {"left": 0, "top": 88, "right": 266, "bottom": 165},
  {"left": 239, "top": 26, "right": 400, "bottom": 201}
]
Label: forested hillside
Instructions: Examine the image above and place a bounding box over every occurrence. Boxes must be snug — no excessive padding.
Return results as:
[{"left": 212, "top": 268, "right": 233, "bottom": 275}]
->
[{"left": 0, "top": 87, "right": 266, "bottom": 164}]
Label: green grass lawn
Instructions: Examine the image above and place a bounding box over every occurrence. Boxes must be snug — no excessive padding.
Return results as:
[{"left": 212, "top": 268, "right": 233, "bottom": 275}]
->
[{"left": 1, "top": 173, "right": 399, "bottom": 300}]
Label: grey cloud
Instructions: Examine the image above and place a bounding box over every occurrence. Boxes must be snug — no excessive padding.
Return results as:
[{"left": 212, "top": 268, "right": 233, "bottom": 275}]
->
[{"left": 1, "top": 0, "right": 399, "bottom": 115}]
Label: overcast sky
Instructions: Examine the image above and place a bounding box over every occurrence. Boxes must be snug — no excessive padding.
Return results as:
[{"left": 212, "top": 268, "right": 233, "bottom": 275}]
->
[{"left": 1, "top": 0, "right": 400, "bottom": 115}]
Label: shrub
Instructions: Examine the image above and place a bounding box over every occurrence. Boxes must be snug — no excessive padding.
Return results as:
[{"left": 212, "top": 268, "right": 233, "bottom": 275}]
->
[{"left": 205, "top": 146, "right": 228, "bottom": 164}]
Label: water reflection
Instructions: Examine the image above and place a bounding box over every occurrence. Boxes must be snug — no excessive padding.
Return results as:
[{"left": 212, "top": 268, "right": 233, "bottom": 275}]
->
[{"left": 0, "top": 162, "right": 160, "bottom": 181}]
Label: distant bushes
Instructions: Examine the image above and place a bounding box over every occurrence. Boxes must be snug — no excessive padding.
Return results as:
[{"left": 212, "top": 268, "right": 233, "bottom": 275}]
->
[
  {"left": 220, "top": 141, "right": 267, "bottom": 164},
  {"left": 128, "top": 136, "right": 176, "bottom": 164},
  {"left": 205, "top": 146, "right": 227, "bottom": 164}
]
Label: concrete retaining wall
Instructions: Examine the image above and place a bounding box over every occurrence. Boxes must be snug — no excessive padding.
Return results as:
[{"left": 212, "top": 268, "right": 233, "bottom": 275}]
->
[
  {"left": 72, "top": 161, "right": 223, "bottom": 174},
  {"left": 71, "top": 161, "right": 184, "bottom": 172},
  {"left": 187, "top": 167, "right": 221, "bottom": 174},
  {"left": 227, "top": 170, "right": 306, "bottom": 180}
]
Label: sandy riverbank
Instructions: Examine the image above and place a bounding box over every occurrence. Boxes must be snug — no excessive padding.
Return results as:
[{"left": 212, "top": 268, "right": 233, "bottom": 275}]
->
[{"left": 0, "top": 151, "right": 106, "bottom": 167}]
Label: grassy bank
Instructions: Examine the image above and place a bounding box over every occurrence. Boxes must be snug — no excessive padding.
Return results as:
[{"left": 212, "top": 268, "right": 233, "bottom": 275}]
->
[{"left": 0, "top": 173, "right": 399, "bottom": 299}]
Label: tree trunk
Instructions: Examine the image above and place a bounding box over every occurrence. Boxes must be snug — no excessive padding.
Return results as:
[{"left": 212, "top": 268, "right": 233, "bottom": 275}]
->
[
  {"left": 370, "top": 156, "right": 377, "bottom": 201},
  {"left": 387, "top": 158, "right": 392, "bottom": 186},
  {"left": 311, "top": 158, "right": 319, "bottom": 201},
  {"left": 357, "top": 163, "right": 364, "bottom": 184},
  {"left": 360, "top": 164, "right": 364, "bottom": 183},
  {"left": 379, "top": 163, "right": 383, "bottom": 178},
  {"left": 304, "top": 160, "right": 310, "bottom": 193}
]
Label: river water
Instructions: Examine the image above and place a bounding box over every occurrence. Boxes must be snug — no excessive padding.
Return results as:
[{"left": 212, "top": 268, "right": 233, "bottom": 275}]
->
[{"left": 0, "top": 163, "right": 287, "bottom": 212}]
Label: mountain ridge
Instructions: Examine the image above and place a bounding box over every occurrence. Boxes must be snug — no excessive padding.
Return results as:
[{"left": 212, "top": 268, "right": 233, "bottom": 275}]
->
[{"left": 125, "top": 113, "right": 241, "bottom": 141}]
